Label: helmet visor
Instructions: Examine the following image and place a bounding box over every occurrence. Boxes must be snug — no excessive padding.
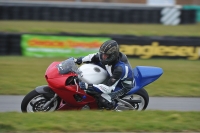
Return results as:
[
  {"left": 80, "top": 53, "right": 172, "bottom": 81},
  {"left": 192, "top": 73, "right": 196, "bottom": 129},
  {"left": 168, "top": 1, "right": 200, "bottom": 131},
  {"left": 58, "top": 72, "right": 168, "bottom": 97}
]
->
[{"left": 99, "top": 52, "right": 109, "bottom": 61}]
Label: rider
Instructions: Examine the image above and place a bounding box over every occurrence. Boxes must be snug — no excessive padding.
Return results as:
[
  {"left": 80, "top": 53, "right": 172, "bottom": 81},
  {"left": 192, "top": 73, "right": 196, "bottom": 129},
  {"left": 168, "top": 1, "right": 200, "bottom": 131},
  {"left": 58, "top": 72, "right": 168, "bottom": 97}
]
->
[{"left": 75, "top": 40, "right": 134, "bottom": 110}]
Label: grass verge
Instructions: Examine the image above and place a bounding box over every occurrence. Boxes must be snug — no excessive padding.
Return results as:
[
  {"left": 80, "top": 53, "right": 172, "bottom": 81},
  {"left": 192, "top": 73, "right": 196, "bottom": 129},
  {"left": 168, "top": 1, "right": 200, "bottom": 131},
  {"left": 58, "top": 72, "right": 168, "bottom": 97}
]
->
[
  {"left": 0, "top": 21, "right": 200, "bottom": 36},
  {"left": 0, "top": 111, "right": 200, "bottom": 132}
]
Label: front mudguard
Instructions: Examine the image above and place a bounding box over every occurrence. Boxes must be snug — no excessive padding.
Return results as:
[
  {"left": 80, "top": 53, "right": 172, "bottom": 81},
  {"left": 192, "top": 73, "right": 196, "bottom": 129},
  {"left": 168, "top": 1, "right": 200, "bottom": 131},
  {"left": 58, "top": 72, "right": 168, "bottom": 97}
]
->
[{"left": 35, "top": 85, "right": 55, "bottom": 99}]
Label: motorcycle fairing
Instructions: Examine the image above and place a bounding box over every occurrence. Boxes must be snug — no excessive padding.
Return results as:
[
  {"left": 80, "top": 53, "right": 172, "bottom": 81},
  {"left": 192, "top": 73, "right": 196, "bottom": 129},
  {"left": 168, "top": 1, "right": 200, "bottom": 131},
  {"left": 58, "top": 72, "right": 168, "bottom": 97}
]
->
[
  {"left": 45, "top": 61, "right": 98, "bottom": 109},
  {"left": 127, "top": 66, "right": 163, "bottom": 95}
]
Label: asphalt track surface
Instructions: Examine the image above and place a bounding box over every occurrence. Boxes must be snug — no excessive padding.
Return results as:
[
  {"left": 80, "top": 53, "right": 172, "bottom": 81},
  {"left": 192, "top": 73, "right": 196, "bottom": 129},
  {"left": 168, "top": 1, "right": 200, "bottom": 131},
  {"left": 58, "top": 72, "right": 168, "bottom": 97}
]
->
[{"left": 0, "top": 95, "right": 200, "bottom": 112}]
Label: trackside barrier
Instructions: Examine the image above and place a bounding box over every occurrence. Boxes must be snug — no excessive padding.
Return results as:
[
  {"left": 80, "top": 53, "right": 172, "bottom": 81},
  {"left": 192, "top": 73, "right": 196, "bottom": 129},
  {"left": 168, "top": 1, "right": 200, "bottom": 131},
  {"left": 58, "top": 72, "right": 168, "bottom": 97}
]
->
[
  {"left": 0, "top": 33, "right": 21, "bottom": 55},
  {"left": 183, "top": 5, "right": 200, "bottom": 23},
  {"left": 0, "top": 32, "right": 200, "bottom": 60},
  {"left": 0, "top": 2, "right": 196, "bottom": 24}
]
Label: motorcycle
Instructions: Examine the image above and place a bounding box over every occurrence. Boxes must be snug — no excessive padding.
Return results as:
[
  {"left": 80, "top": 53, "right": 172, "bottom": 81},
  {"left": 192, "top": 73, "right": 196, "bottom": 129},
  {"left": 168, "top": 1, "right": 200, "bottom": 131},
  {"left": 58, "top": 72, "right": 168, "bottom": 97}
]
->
[{"left": 21, "top": 58, "right": 163, "bottom": 112}]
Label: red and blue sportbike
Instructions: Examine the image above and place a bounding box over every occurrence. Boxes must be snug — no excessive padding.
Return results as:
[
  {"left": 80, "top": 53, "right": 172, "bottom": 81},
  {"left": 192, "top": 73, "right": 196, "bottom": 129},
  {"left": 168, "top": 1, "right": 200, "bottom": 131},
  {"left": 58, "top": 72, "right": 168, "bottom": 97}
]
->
[{"left": 21, "top": 58, "right": 163, "bottom": 112}]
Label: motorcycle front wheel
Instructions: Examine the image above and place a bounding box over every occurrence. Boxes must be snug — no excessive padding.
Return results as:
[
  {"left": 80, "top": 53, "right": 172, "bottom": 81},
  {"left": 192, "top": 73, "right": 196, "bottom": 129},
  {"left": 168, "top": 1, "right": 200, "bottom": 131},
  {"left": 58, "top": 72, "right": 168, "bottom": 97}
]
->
[
  {"left": 121, "top": 88, "right": 149, "bottom": 111},
  {"left": 21, "top": 90, "right": 61, "bottom": 113}
]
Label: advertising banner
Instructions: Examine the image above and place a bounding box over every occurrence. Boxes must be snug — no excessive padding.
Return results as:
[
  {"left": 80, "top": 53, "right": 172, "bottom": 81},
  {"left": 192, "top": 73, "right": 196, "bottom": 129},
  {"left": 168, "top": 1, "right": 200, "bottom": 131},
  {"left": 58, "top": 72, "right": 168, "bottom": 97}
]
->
[
  {"left": 119, "top": 42, "right": 200, "bottom": 60},
  {"left": 112, "top": 36, "right": 200, "bottom": 60},
  {"left": 21, "top": 34, "right": 111, "bottom": 57}
]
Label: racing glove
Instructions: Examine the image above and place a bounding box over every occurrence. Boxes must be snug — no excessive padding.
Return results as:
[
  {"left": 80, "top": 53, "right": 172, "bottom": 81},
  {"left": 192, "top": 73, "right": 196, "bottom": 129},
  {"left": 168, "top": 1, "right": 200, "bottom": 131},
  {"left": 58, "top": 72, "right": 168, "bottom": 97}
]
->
[
  {"left": 79, "top": 81, "right": 93, "bottom": 90},
  {"left": 74, "top": 57, "right": 83, "bottom": 65},
  {"left": 79, "top": 82, "right": 88, "bottom": 90}
]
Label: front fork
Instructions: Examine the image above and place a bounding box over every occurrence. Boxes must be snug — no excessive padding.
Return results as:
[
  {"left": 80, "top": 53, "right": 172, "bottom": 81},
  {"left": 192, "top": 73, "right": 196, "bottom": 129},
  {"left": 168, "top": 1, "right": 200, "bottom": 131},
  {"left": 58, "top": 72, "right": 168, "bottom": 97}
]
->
[{"left": 42, "top": 94, "right": 58, "bottom": 110}]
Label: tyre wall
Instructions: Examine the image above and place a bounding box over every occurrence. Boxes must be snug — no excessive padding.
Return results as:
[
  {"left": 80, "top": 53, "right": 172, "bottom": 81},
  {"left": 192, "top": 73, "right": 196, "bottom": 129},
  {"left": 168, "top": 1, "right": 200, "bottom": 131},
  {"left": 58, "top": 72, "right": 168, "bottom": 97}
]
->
[
  {"left": 0, "top": 2, "right": 196, "bottom": 24},
  {"left": 0, "top": 33, "right": 21, "bottom": 55},
  {"left": 0, "top": 32, "right": 200, "bottom": 60}
]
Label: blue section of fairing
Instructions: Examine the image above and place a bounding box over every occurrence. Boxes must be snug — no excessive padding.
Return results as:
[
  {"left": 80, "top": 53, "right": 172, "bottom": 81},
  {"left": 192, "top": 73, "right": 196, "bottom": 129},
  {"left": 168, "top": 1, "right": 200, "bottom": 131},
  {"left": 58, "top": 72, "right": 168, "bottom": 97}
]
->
[{"left": 126, "top": 66, "right": 163, "bottom": 95}]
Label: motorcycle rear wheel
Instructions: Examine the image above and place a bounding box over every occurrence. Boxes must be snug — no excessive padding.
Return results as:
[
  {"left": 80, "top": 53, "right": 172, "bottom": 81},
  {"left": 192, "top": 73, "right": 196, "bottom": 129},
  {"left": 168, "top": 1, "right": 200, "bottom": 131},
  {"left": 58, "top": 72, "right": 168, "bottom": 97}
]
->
[
  {"left": 122, "top": 88, "right": 149, "bottom": 111},
  {"left": 21, "top": 90, "right": 61, "bottom": 113}
]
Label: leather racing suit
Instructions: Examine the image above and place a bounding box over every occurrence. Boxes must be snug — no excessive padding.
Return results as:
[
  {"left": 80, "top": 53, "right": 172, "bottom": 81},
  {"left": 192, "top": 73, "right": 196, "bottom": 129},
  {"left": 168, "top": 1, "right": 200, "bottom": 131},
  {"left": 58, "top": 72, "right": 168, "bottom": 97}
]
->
[{"left": 78, "top": 52, "right": 134, "bottom": 109}]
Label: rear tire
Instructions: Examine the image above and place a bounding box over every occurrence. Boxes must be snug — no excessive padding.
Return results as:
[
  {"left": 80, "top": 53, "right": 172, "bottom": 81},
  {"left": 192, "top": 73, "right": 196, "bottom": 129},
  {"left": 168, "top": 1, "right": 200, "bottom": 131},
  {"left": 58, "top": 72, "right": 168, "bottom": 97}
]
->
[
  {"left": 21, "top": 90, "right": 61, "bottom": 113},
  {"left": 122, "top": 88, "right": 149, "bottom": 111}
]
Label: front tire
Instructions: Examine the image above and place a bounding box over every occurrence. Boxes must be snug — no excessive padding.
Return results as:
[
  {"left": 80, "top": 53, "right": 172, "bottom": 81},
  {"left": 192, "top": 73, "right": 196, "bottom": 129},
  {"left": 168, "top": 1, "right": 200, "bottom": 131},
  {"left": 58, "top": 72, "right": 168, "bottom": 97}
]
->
[{"left": 21, "top": 90, "right": 61, "bottom": 113}]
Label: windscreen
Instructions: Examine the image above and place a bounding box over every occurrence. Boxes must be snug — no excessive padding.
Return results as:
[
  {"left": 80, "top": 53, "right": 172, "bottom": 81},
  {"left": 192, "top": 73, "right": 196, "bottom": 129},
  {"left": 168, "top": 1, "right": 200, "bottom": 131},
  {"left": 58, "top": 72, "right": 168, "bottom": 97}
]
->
[{"left": 57, "top": 58, "right": 79, "bottom": 74}]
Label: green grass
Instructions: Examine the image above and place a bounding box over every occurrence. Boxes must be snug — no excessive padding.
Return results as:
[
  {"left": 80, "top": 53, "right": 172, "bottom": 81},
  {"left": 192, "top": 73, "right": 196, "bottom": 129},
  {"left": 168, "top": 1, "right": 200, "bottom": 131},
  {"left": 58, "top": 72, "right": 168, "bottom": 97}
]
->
[
  {"left": 0, "top": 111, "right": 199, "bottom": 132},
  {"left": 0, "top": 21, "right": 200, "bottom": 36},
  {"left": 0, "top": 21, "right": 199, "bottom": 133},
  {"left": 0, "top": 56, "right": 200, "bottom": 96}
]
